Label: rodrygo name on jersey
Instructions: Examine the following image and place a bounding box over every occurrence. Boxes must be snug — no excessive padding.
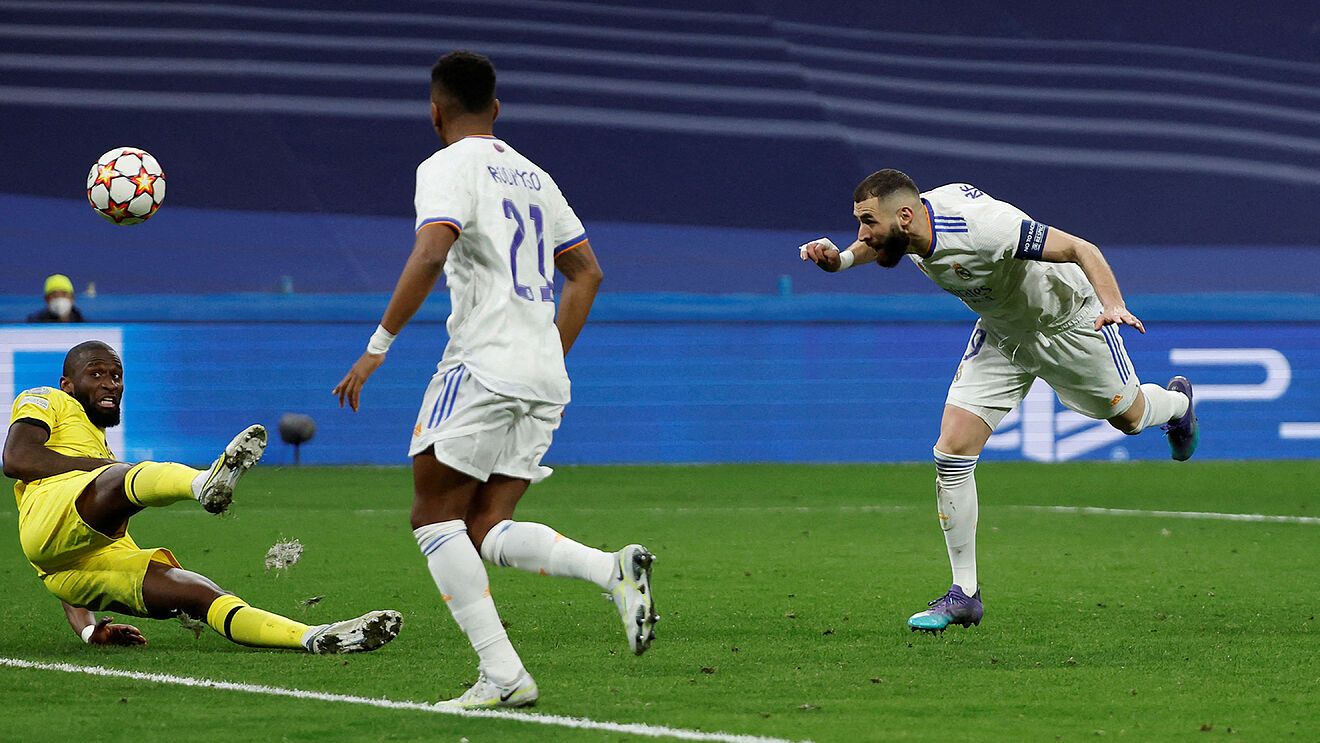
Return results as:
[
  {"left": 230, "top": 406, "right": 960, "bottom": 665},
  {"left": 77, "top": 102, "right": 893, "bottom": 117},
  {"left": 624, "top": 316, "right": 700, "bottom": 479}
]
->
[{"left": 414, "top": 135, "right": 588, "bottom": 404}]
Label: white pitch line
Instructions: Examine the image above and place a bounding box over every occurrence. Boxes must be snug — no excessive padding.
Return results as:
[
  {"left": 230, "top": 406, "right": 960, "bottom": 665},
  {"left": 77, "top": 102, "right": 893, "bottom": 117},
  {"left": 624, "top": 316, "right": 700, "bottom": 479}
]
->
[
  {"left": 0, "top": 658, "right": 805, "bottom": 743},
  {"left": 1012, "top": 505, "right": 1320, "bottom": 525}
]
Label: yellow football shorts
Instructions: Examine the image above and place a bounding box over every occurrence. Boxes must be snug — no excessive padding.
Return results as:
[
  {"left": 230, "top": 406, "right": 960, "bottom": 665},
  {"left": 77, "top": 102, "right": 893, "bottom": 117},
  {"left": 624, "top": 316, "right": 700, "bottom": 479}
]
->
[{"left": 18, "top": 465, "right": 179, "bottom": 616}]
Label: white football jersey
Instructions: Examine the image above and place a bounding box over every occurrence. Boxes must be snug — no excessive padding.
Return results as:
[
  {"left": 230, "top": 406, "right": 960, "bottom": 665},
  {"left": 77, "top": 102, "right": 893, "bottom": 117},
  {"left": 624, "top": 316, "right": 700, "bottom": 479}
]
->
[
  {"left": 907, "top": 183, "right": 1095, "bottom": 338},
  {"left": 414, "top": 135, "right": 587, "bottom": 404}
]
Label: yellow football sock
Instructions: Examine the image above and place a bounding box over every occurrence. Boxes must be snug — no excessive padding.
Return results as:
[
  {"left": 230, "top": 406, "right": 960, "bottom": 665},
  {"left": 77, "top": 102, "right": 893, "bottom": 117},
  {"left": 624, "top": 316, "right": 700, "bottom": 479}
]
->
[
  {"left": 123, "top": 462, "right": 200, "bottom": 507},
  {"left": 206, "top": 594, "right": 310, "bottom": 650}
]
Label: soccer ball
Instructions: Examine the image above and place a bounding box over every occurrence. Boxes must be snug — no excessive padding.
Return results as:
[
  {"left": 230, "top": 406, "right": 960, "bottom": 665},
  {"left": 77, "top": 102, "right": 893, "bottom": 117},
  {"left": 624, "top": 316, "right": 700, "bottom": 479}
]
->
[{"left": 86, "top": 147, "right": 166, "bottom": 225}]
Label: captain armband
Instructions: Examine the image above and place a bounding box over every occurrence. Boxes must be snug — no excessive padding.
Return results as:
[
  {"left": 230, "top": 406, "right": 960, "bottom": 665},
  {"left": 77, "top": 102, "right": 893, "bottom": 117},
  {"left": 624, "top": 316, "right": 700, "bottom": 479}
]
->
[{"left": 1014, "top": 220, "right": 1051, "bottom": 260}]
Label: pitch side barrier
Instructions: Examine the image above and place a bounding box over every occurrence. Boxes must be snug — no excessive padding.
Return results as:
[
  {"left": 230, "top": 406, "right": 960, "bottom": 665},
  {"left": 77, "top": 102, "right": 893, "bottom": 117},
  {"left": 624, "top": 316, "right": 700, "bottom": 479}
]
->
[
  {"left": 0, "top": 293, "right": 1316, "bottom": 464},
  {"left": 3, "top": 194, "right": 1320, "bottom": 296}
]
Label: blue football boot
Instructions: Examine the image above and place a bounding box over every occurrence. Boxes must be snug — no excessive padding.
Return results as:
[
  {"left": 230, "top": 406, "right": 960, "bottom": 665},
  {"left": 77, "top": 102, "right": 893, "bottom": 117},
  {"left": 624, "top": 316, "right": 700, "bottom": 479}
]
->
[
  {"left": 908, "top": 584, "right": 983, "bottom": 633},
  {"left": 1162, "top": 376, "right": 1199, "bottom": 461}
]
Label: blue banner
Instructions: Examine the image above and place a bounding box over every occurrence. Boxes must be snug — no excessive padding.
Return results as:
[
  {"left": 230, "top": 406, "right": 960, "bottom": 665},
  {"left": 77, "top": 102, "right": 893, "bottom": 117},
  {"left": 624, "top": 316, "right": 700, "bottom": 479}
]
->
[{"left": 2, "top": 321, "right": 1317, "bottom": 466}]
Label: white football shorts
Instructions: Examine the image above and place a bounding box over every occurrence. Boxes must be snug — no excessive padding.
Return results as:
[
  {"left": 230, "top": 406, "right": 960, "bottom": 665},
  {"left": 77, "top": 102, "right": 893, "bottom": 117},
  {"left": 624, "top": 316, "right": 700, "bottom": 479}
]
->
[
  {"left": 408, "top": 363, "right": 563, "bottom": 483},
  {"left": 946, "top": 312, "right": 1141, "bottom": 429}
]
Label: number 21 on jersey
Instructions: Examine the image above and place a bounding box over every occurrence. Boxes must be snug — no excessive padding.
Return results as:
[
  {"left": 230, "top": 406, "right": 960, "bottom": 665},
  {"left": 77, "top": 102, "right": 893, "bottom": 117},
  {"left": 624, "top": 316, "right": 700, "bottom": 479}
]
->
[{"left": 502, "top": 198, "right": 554, "bottom": 302}]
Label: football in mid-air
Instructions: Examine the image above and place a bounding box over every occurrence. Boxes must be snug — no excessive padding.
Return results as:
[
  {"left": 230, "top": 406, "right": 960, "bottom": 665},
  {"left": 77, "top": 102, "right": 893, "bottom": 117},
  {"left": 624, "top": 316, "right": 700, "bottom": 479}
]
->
[{"left": 86, "top": 146, "right": 166, "bottom": 225}]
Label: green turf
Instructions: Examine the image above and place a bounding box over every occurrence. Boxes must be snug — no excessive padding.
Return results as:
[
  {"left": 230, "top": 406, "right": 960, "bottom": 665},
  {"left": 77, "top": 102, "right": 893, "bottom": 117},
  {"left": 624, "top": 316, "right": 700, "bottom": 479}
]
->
[{"left": 2, "top": 462, "right": 1318, "bottom": 742}]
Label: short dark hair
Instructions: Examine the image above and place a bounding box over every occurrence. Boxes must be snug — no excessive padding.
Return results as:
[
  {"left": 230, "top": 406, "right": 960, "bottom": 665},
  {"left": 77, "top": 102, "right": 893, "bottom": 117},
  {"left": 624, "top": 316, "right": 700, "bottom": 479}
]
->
[
  {"left": 854, "top": 169, "right": 920, "bottom": 203},
  {"left": 431, "top": 51, "right": 496, "bottom": 114},
  {"left": 63, "top": 340, "right": 117, "bottom": 377}
]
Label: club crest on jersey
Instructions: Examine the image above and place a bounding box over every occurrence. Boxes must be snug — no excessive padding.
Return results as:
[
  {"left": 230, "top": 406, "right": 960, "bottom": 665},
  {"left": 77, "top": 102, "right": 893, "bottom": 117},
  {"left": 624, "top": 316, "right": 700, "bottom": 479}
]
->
[{"left": 952, "top": 263, "right": 974, "bottom": 281}]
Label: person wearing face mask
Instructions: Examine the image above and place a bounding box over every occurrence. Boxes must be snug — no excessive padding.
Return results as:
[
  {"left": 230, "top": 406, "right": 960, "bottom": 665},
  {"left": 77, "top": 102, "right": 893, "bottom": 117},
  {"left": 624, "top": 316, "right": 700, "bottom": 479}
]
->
[{"left": 27, "top": 274, "right": 86, "bottom": 323}]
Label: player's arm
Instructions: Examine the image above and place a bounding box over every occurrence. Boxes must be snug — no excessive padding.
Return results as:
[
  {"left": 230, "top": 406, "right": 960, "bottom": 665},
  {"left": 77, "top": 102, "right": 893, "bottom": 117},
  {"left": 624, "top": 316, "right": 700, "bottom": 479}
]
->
[
  {"left": 1038, "top": 228, "right": 1145, "bottom": 334},
  {"left": 799, "top": 239, "right": 878, "bottom": 272},
  {"left": 1, "top": 420, "right": 116, "bottom": 482},
  {"left": 333, "top": 224, "right": 458, "bottom": 411},
  {"left": 554, "top": 241, "right": 603, "bottom": 356},
  {"left": 62, "top": 601, "right": 146, "bottom": 646}
]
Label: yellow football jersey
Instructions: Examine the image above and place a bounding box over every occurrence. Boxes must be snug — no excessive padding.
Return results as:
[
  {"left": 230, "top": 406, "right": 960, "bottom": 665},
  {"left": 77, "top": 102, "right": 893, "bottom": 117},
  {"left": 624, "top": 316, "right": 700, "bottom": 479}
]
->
[{"left": 9, "top": 386, "right": 114, "bottom": 504}]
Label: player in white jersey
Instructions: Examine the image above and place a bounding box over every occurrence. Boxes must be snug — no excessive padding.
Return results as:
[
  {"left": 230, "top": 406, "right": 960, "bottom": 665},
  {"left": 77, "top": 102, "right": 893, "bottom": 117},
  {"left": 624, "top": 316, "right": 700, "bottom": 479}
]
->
[
  {"left": 800, "top": 169, "right": 1199, "bottom": 633},
  {"left": 333, "top": 51, "right": 658, "bottom": 708}
]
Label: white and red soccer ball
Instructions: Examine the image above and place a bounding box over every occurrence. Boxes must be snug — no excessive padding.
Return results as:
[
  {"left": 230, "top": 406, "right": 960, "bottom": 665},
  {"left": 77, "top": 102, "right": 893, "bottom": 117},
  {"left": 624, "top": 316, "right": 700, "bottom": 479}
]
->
[{"left": 86, "top": 147, "right": 166, "bottom": 225}]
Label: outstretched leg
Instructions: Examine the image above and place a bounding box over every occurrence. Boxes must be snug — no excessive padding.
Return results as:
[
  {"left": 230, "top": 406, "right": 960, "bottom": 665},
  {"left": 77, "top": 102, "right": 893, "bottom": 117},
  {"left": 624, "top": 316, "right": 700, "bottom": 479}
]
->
[
  {"left": 140, "top": 563, "right": 400, "bottom": 653},
  {"left": 141, "top": 562, "right": 308, "bottom": 648},
  {"left": 411, "top": 452, "right": 536, "bottom": 708},
  {"left": 469, "top": 475, "right": 658, "bottom": 655},
  {"left": 1108, "top": 379, "right": 1197, "bottom": 460},
  {"left": 468, "top": 475, "right": 613, "bottom": 587},
  {"left": 73, "top": 425, "right": 268, "bottom": 536}
]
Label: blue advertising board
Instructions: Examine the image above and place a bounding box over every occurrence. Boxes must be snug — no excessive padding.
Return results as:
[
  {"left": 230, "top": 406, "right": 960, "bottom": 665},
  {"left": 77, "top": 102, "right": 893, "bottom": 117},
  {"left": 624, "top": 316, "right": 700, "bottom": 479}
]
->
[{"left": 2, "top": 318, "right": 1316, "bottom": 466}]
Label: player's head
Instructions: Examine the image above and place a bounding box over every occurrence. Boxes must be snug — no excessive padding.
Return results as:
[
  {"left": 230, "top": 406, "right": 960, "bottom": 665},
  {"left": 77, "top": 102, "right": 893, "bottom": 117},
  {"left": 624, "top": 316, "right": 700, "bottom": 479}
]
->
[
  {"left": 60, "top": 340, "right": 123, "bottom": 428},
  {"left": 430, "top": 51, "right": 499, "bottom": 145},
  {"left": 853, "top": 169, "right": 921, "bottom": 268}
]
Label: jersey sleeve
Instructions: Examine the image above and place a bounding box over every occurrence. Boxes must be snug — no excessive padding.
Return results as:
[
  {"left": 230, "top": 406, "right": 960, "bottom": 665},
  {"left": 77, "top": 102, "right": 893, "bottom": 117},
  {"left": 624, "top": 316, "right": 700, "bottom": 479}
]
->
[
  {"left": 10, "top": 387, "right": 58, "bottom": 433},
  {"left": 546, "top": 185, "right": 588, "bottom": 258},
  {"left": 414, "top": 156, "right": 475, "bottom": 237},
  {"left": 973, "top": 198, "right": 1051, "bottom": 262}
]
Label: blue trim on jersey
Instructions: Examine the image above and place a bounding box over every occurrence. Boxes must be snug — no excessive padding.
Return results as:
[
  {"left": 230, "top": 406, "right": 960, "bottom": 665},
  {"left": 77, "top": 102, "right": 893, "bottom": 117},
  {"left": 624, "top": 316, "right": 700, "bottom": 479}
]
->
[
  {"left": 921, "top": 198, "right": 937, "bottom": 258},
  {"left": 553, "top": 231, "right": 588, "bottom": 256},
  {"left": 934, "top": 227, "right": 969, "bottom": 233},
  {"left": 417, "top": 216, "right": 464, "bottom": 234}
]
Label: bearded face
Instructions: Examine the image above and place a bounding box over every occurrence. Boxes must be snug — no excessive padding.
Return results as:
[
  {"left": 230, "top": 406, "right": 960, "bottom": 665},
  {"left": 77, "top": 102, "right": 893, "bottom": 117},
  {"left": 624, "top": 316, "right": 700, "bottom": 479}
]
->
[
  {"left": 873, "top": 222, "right": 912, "bottom": 268},
  {"left": 64, "top": 355, "right": 123, "bottom": 428}
]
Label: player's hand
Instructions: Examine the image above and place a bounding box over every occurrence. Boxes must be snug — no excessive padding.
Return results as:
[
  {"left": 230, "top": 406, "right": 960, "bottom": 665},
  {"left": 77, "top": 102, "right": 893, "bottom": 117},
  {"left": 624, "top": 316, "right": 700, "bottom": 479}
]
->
[
  {"left": 333, "top": 352, "right": 386, "bottom": 411},
  {"left": 798, "top": 238, "right": 842, "bottom": 272},
  {"left": 89, "top": 617, "right": 146, "bottom": 646},
  {"left": 1095, "top": 305, "right": 1146, "bottom": 334}
]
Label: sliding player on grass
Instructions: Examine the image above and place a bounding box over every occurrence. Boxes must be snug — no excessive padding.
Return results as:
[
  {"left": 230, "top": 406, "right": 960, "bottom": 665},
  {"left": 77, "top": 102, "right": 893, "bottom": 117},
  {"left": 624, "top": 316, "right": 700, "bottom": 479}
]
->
[
  {"left": 800, "top": 170, "right": 1199, "bottom": 633},
  {"left": 3, "top": 340, "right": 401, "bottom": 652},
  {"left": 334, "top": 51, "right": 658, "bottom": 709}
]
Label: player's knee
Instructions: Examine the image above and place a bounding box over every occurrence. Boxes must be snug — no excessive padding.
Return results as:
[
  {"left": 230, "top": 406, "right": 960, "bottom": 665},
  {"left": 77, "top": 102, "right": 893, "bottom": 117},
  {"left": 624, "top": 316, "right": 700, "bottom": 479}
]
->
[
  {"left": 1107, "top": 412, "right": 1143, "bottom": 435},
  {"left": 934, "top": 435, "right": 979, "bottom": 457},
  {"left": 465, "top": 513, "right": 502, "bottom": 550},
  {"left": 94, "top": 462, "right": 132, "bottom": 490}
]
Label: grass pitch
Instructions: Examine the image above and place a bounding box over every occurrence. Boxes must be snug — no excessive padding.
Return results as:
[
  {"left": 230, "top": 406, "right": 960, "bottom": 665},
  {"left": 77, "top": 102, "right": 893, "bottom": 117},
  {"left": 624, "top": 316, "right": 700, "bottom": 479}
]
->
[{"left": 2, "top": 462, "right": 1318, "bottom": 741}]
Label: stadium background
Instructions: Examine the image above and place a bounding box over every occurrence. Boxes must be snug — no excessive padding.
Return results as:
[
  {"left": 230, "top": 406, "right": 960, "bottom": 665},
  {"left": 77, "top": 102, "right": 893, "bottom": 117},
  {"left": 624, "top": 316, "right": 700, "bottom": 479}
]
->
[{"left": 2, "top": 0, "right": 1318, "bottom": 465}]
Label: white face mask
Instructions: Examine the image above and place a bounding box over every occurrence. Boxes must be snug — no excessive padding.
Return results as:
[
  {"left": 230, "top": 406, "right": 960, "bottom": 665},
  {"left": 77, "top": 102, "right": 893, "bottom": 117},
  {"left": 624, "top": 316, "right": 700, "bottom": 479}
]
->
[{"left": 48, "top": 297, "right": 73, "bottom": 317}]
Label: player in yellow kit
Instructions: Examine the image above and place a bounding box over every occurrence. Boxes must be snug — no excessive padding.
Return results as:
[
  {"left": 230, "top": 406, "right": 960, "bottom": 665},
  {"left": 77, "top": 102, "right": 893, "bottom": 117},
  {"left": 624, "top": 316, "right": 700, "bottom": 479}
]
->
[{"left": 3, "top": 340, "right": 402, "bottom": 651}]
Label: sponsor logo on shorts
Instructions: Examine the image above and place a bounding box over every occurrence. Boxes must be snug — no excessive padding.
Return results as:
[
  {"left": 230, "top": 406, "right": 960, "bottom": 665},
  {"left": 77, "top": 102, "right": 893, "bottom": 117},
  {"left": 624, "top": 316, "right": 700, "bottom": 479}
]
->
[
  {"left": 1110, "top": 394, "right": 1124, "bottom": 407},
  {"left": 953, "top": 364, "right": 964, "bottom": 382}
]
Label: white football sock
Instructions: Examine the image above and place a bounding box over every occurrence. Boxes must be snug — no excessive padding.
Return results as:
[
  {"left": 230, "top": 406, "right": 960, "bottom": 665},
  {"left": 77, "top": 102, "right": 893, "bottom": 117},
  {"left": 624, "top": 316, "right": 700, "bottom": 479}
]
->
[
  {"left": 479, "top": 520, "right": 616, "bottom": 589},
  {"left": 934, "top": 448, "right": 979, "bottom": 595},
  {"left": 1130, "top": 383, "right": 1190, "bottom": 434},
  {"left": 414, "top": 520, "right": 524, "bottom": 685},
  {"left": 190, "top": 469, "right": 208, "bottom": 499}
]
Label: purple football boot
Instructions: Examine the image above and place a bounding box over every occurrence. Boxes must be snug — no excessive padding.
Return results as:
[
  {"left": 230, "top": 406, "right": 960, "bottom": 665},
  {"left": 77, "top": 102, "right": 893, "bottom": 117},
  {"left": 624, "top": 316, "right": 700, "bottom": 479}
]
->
[
  {"left": 908, "top": 584, "right": 983, "bottom": 633},
  {"left": 1162, "top": 376, "right": 1199, "bottom": 462}
]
